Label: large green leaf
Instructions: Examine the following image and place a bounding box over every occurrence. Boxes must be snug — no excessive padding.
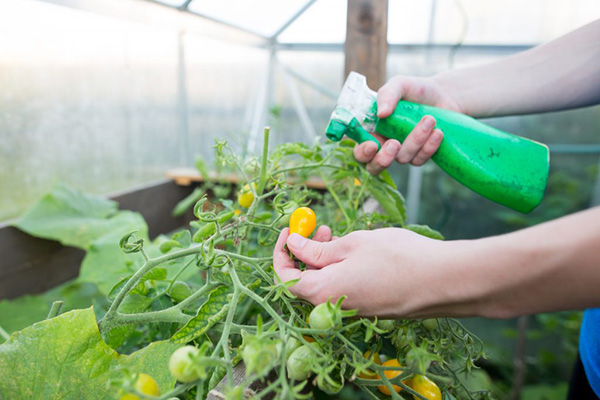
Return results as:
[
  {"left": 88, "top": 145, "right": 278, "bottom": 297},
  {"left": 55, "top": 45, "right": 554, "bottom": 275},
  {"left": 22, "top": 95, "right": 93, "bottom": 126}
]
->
[
  {"left": 79, "top": 232, "right": 149, "bottom": 296},
  {"left": 170, "top": 285, "right": 231, "bottom": 344},
  {"left": 0, "top": 281, "right": 107, "bottom": 338},
  {"left": 79, "top": 233, "right": 195, "bottom": 297},
  {"left": 0, "top": 308, "right": 178, "bottom": 399},
  {"left": 13, "top": 182, "right": 147, "bottom": 250}
]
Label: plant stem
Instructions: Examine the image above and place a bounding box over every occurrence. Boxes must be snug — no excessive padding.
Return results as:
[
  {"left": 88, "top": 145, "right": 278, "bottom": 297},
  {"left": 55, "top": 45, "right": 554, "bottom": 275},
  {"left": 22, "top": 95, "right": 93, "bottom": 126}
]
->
[
  {"left": 0, "top": 325, "right": 10, "bottom": 341},
  {"left": 175, "top": 282, "right": 222, "bottom": 310},
  {"left": 257, "top": 127, "right": 270, "bottom": 196},
  {"left": 271, "top": 162, "right": 342, "bottom": 176},
  {"left": 46, "top": 300, "right": 64, "bottom": 319},
  {"left": 165, "top": 256, "right": 196, "bottom": 293},
  {"left": 319, "top": 170, "right": 352, "bottom": 227}
]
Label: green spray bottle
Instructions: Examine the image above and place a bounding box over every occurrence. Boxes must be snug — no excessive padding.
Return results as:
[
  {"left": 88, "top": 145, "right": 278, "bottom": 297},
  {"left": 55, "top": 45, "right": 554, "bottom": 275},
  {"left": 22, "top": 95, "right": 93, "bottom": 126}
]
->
[{"left": 325, "top": 72, "right": 549, "bottom": 213}]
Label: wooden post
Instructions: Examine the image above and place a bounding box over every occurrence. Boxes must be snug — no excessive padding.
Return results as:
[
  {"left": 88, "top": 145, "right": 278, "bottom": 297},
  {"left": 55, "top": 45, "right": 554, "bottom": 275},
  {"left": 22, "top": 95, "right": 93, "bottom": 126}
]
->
[{"left": 344, "top": 0, "right": 389, "bottom": 90}]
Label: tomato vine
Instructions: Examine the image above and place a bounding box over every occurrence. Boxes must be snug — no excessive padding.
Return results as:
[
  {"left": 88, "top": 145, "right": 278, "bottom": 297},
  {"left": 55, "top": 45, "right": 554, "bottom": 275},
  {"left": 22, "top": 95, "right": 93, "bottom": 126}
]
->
[{"left": 97, "top": 127, "right": 490, "bottom": 399}]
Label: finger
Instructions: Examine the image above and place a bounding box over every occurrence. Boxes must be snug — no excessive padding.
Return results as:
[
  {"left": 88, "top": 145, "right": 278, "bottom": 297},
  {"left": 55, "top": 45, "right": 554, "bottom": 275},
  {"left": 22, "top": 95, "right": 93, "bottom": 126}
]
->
[
  {"left": 307, "top": 226, "right": 333, "bottom": 269},
  {"left": 353, "top": 132, "right": 386, "bottom": 163},
  {"left": 366, "top": 139, "right": 401, "bottom": 175},
  {"left": 396, "top": 116, "right": 436, "bottom": 164},
  {"left": 286, "top": 233, "right": 351, "bottom": 268},
  {"left": 272, "top": 228, "right": 300, "bottom": 284},
  {"left": 312, "top": 225, "right": 332, "bottom": 243},
  {"left": 411, "top": 129, "right": 443, "bottom": 166},
  {"left": 377, "top": 77, "right": 405, "bottom": 118},
  {"left": 353, "top": 141, "right": 379, "bottom": 163}
]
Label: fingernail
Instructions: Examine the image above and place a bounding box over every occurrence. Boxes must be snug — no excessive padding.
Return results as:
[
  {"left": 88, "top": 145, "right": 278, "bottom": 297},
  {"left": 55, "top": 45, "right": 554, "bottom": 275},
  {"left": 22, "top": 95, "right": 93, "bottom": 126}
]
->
[
  {"left": 384, "top": 141, "right": 399, "bottom": 155},
  {"left": 288, "top": 233, "right": 307, "bottom": 249},
  {"left": 364, "top": 142, "right": 377, "bottom": 156},
  {"left": 379, "top": 102, "right": 390, "bottom": 114},
  {"left": 422, "top": 116, "right": 435, "bottom": 131}
]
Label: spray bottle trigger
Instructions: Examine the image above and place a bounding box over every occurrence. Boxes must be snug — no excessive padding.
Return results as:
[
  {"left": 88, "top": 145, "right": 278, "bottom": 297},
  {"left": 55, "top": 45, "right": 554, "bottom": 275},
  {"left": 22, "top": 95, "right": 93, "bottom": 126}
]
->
[{"left": 345, "top": 117, "right": 381, "bottom": 151}]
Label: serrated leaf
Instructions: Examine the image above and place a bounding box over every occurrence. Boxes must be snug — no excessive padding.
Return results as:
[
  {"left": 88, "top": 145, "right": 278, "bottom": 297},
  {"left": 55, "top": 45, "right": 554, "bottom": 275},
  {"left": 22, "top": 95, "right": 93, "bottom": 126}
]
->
[
  {"left": 405, "top": 224, "right": 444, "bottom": 240},
  {"left": 170, "top": 285, "right": 232, "bottom": 344},
  {"left": 0, "top": 308, "right": 178, "bottom": 399},
  {"left": 379, "top": 170, "right": 397, "bottom": 189},
  {"left": 366, "top": 177, "right": 406, "bottom": 226},
  {"left": 213, "top": 264, "right": 256, "bottom": 287}
]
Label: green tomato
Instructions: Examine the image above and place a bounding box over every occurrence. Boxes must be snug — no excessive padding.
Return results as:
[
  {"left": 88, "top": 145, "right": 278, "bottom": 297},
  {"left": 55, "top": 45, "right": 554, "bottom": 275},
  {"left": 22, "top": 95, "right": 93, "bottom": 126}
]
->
[
  {"left": 286, "top": 344, "right": 315, "bottom": 381},
  {"left": 169, "top": 281, "right": 192, "bottom": 303},
  {"left": 169, "top": 346, "right": 201, "bottom": 383},
  {"left": 276, "top": 337, "right": 301, "bottom": 361},
  {"left": 309, "top": 303, "right": 336, "bottom": 332},
  {"left": 377, "top": 319, "right": 396, "bottom": 332},
  {"left": 242, "top": 337, "right": 279, "bottom": 377},
  {"left": 422, "top": 318, "right": 438, "bottom": 331}
]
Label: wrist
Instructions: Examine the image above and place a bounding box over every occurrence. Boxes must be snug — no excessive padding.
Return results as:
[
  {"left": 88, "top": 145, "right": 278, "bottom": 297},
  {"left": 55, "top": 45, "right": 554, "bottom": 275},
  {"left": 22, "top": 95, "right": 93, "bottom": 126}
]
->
[{"left": 431, "top": 71, "right": 472, "bottom": 117}]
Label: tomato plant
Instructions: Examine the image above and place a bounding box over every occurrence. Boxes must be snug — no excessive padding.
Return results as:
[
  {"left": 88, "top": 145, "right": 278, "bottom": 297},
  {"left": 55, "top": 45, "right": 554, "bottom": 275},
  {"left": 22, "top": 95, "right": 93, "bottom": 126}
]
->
[{"left": 0, "top": 128, "right": 490, "bottom": 400}]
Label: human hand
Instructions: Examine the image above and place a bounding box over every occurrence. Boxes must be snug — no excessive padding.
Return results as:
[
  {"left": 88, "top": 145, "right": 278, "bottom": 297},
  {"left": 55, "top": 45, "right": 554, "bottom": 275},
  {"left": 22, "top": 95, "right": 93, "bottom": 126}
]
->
[
  {"left": 354, "top": 75, "right": 464, "bottom": 174},
  {"left": 273, "top": 226, "right": 469, "bottom": 318}
]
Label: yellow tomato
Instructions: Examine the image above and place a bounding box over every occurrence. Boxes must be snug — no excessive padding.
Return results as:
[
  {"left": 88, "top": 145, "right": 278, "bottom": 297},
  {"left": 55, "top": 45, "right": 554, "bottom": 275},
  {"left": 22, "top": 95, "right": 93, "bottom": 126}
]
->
[
  {"left": 358, "top": 350, "right": 382, "bottom": 379},
  {"left": 289, "top": 207, "right": 316, "bottom": 238},
  {"left": 411, "top": 375, "right": 441, "bottom": 400},
  {"left": 120, "top": 373, "right": 160, "bottom": 400},
  {"left": 237, "top": 184, "right": 255, "bottom": 208},
  {"left": 377, "top": 359, "right": 407, "bottom": 396}
]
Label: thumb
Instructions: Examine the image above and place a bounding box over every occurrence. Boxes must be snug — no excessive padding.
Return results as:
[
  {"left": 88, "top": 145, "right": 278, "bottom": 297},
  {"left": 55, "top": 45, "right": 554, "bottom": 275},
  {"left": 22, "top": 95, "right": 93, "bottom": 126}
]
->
[{"left": 287, "top": 233, "right": 347, "bottom": 268}]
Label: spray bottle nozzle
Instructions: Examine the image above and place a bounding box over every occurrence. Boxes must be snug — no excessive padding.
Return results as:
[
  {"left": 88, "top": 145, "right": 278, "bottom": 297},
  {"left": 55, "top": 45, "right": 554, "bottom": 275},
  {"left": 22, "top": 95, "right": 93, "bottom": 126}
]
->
[
  {"left": 326, "top": 106, "right": 381, "bottom": 150},
  {"left": 325, "top": 72, "right": 379, "bottom": 147}
]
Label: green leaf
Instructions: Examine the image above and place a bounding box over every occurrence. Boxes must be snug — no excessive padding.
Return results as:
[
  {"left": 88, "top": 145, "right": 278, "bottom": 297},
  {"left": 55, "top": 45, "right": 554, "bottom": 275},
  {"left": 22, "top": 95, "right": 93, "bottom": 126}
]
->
[
  {"left": 195, "top": 156, "right": 210, "bottom": 180},
  {"left": 405, "top": 224, "right": 444, "bottom": 240},
  {"left": 366, "top": 177, "right": 406, "bottom": 226},
  {"left": 14, "top": 182, "right": 145, "bottom": 250},
  {"left": 79, "top": 232, "right": 148, "bottom": 296},
  {"left": 172, "top": 187, "right": 204, "bottom": 217},
  {"left": 172, "top": 230, "right": 192, "bottom": 248},
  {"left": 0, "top": 308, "right": 178, "bottom": 399},
  {"left": 0, "top": 281, "right": 107, "bottom": 338},
  {"left": 170, "top": 285, "right": 231, "bottom": 344},
  {"left": 379, "top": 170, "right": 397, "bottom": 189}
]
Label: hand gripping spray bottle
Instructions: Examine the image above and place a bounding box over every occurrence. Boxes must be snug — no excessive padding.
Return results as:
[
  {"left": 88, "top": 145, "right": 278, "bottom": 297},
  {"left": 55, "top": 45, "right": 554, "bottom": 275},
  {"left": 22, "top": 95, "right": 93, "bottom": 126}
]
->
[{"left": 325, "top": 72, "right": 549, "bottom": 213}]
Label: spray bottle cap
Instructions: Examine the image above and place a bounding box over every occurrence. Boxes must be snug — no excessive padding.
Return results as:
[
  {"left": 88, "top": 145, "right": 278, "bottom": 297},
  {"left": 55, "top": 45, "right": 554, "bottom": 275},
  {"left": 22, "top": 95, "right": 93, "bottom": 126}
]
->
[{"left": 325, "top": 72, "right": 380, "bottom": 149}]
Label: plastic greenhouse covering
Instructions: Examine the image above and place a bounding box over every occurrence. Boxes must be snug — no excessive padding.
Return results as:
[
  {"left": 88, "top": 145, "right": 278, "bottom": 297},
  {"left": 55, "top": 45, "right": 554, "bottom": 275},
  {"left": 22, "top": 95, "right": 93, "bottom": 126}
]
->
[{"left": 1, "top": 0, "right": 600, "bottom": 230}]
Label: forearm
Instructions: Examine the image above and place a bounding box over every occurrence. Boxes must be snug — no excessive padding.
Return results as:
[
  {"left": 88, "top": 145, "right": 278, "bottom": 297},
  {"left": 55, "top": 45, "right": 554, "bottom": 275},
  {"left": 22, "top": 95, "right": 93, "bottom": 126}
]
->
[
  {"left": 455, "top": 207, "right": 600, "bottom": 318},
  {"left": 434, "top": 19, "right": 600, "bottom": 118}
]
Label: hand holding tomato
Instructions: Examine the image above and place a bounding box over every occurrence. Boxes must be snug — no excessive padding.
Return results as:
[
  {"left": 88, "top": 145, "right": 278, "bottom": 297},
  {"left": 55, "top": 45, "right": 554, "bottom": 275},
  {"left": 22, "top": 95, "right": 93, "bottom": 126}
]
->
[{"left": 273, "top": 227, "right": 472, "bottom": 318}]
